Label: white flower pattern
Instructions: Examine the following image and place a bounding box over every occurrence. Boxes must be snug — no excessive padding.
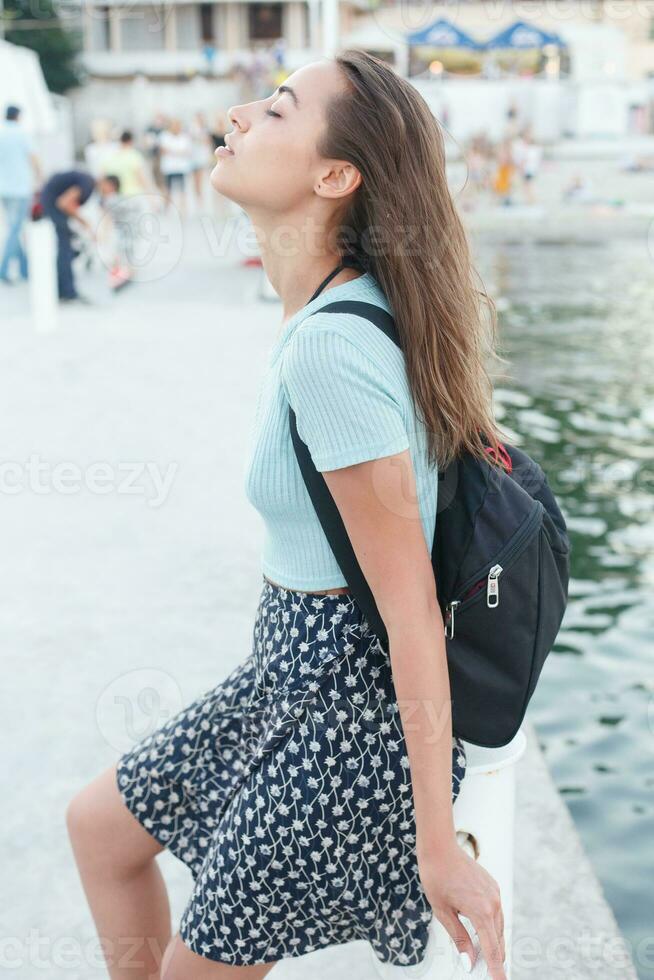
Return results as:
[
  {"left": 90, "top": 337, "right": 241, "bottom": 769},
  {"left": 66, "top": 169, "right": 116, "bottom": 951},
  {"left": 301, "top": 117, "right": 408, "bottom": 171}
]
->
[{"left": 116, "top": 578, "right": 467, "bottom": 968}]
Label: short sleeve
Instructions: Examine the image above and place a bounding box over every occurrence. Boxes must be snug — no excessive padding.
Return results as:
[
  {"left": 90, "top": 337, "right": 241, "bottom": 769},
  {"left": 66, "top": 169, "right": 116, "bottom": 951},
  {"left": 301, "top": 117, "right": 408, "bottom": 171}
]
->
[{"left": 281, "top": 323, "right": 410, "bottom": 472}]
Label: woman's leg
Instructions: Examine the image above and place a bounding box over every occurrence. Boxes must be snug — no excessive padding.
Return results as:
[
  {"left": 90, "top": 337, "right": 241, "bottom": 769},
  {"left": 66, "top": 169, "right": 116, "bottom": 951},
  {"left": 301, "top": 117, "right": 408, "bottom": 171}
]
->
[
  {"left": 66, "top": 763, "right": 171, "bottom": 980},
  {"left": 161, "top": 933, "right": 277, "bottom": 980},
  {"left": 193, "top": 166, "right": 203, "bottom": 203}
]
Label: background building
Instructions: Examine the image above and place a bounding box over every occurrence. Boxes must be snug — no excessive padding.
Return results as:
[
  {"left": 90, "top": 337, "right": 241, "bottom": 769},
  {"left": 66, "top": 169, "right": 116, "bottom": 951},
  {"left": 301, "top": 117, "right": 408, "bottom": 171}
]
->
[{"left": 65, "top": 0, "right": 654, "bottom": 146}]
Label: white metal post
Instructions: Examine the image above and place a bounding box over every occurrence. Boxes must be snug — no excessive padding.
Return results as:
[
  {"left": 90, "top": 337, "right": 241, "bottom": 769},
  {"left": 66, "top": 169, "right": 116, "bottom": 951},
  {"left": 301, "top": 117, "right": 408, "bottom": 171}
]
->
[
  {"left": 321, "top": 0, "right": 339, "bottom": 58},
  {"left": 26, "top": 220, "right": 58, "bottom": 334},
  {"left": 307, "top": 0, "right": 320, "bottom": 53}
]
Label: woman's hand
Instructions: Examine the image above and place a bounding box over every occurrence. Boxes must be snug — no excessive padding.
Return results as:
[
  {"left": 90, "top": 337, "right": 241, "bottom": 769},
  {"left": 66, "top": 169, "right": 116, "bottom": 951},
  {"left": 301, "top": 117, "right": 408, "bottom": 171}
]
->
[{"left": 417, "top": 839, "right": 507, "bottom": 979}]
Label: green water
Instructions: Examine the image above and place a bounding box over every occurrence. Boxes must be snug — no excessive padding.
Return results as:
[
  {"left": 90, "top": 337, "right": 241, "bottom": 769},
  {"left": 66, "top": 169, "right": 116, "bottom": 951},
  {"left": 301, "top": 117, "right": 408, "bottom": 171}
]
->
[{"left": 478, "top": 239, "right": 654, "bottom": 979}]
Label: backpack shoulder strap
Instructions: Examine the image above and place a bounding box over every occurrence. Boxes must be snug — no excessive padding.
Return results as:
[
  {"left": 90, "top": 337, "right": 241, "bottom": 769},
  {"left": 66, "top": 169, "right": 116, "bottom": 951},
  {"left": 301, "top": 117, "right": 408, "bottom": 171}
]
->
[
  {"left": 312, "top": 300, "right": 403, "bottom": 351},
  {"left": 288, "top": 300, "right": 398, "bottom": 643}
]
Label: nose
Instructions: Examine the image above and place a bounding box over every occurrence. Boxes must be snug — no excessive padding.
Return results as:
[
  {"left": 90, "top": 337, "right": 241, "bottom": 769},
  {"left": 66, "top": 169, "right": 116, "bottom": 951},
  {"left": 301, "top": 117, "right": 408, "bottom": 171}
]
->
[{"left": 226, "top": 104, "right": 248, "bottom": 134}]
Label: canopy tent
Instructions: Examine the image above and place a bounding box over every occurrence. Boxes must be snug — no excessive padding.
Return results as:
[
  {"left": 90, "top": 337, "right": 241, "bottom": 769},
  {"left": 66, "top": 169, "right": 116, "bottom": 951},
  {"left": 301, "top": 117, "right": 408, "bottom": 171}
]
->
[
  {"left": 0, "top": 40, "right": 73, "bottom": 170},
  {"left": 484, "top": 21, "right": 567, "bottom": 50},
  {"left": 406, "top": 18, "right": 484, "bottom": 50},
  {"left": 0, "top": 40, "right": 57, "bottom": 133}
]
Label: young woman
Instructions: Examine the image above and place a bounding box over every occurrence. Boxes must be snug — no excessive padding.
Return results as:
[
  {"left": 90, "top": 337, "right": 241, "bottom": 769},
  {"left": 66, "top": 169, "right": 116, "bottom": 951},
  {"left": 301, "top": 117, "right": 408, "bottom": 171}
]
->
[{"left": 66, "top": 51, "right": 508, "bottom": 980}]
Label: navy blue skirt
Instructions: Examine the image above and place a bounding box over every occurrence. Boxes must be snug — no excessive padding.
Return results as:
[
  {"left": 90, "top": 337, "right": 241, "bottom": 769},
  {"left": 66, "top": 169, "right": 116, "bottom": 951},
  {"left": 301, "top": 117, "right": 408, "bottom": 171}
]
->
[{"left": 116, "top": 577, "right": 467, "bottom": 968}]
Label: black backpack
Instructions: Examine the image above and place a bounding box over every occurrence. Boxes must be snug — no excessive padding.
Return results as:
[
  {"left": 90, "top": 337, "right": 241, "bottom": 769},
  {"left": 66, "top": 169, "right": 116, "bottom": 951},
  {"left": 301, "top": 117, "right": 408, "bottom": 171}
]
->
[{"left": 289, "top": 300, "right": 571, "bottom": 748}]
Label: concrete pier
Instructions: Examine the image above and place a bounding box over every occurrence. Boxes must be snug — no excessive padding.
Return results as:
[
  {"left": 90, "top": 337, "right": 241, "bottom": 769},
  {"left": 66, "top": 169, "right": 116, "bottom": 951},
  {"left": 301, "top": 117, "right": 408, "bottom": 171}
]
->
[{"left": 511, "top": 722, "right": 638, "bottom": 980}]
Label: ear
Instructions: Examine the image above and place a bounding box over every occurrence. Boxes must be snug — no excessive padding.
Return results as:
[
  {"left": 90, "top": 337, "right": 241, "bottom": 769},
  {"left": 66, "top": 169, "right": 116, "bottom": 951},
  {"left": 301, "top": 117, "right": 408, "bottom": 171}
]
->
[{"left": 315, "top": 161, "right": 362, "bottom": 201}]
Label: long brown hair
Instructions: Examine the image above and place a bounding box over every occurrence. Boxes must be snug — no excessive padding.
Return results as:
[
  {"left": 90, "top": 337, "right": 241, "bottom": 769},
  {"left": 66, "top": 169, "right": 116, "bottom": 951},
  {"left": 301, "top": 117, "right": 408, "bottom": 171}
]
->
[{"left": 321, "top": 49, "right": 508, "bottom": 471}]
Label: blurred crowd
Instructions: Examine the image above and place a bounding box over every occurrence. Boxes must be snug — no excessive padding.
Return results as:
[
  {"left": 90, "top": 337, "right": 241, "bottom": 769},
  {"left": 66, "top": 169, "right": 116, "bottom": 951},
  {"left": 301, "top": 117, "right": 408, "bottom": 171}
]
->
[
  {"left": 2, "top": 92, "right": 646, "bottom": 307},
  {"left": 84, "top": 112, "right": 231, "bottom": 218},
  {"left": 461, "top": 129, "right": 544, "bottom": 208},
  {"left": 0, "top": 106, "right": 233, "bottom": 304}
]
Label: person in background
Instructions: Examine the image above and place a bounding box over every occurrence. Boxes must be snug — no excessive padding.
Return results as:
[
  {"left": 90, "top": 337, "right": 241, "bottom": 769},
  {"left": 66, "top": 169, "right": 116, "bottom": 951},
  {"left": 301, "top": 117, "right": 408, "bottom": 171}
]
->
[
  {"left": 463, "top": 134, "right": 490, "bottom": 210},
  {"left": 100, "top": 131, "right": 155, "bottom": 287},
  {"left": 84, "top": 119, "right": 119, "bottom": 179},
  {"left": 209, "top": 110, "right": 228, "bottom": 152},
  {"left": 510, "top": 131, "right": 527, "bottom": 179},
  {"left": 209, "top": 111, "right": 233, "bottom": 219},
  {"left": 143, "top": 112, "right": 167, "bottom": 194},
  {"left": 563, "top": 173, "right": 595, "bottom": 204},
  {"left": 492, "top": 139, "right": 515, "bottom": 207},
  {"left": 188, "top": 112, "right": 211, "bottom": 207},
  {"left": 40, "top": 169, "right": 116, "bottom": 303},
  {"left": 93, "top": 174, "right": 134, "bottom": 292},
  {"left": 519, "top": 131, "right": 542, "bottom": 205},
  {"left": 103, "top": 130, "right": 150, "bottom": 197},
  {"left": 0, "top": 105, "right": 42, "bottom": 284},
  {"left": 159, "top": 118, "right": 192, "bottom": 217},
  {"left": 505, "top": 100, "right": 520, "bottom": 140}
]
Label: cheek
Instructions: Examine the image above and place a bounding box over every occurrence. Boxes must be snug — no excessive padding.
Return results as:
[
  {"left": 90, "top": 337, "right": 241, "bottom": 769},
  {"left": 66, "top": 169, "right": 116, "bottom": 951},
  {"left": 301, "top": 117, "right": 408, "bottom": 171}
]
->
[{"left": 210, "top": 135, "right": 314, "bottom": 207}]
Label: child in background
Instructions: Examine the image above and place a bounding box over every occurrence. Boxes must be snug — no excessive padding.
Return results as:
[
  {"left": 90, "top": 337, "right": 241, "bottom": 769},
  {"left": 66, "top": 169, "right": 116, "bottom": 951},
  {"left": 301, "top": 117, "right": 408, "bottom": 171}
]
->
[
  {"left": 96, "top": 174, "right": 133, "bottom": 292},
  {"left": 492, "top": 139, "right": 515, "bottom": 206}
]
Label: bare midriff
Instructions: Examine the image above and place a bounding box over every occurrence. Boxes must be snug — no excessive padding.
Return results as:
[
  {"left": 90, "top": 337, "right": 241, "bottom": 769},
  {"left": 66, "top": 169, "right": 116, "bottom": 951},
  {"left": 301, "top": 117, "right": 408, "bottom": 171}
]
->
[{"left": 263, "top": 573, "right": 351, "bottom": 596}]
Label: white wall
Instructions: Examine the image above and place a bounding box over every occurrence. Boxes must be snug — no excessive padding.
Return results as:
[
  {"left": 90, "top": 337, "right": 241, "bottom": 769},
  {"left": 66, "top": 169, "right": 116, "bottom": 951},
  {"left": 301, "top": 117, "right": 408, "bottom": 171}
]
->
[
  {"left": 411, "top": 77, "right": 567, "bottom": 144},
  {"left": 411, "top": 75, "right": 648, "bottom": 145}
]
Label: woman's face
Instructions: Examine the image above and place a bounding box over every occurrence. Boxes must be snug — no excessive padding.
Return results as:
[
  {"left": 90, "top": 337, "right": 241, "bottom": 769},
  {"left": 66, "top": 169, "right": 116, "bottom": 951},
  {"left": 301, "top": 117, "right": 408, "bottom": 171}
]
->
[{"left": 210, "top": 60, "right": 350, "bottom": 214}]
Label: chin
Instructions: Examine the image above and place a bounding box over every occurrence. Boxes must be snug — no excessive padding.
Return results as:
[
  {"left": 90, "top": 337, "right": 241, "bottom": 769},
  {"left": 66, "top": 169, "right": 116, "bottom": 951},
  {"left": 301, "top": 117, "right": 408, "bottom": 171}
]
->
[
  {"left": 210, "top": 170, "right": 251, "bottom": 212},
  {"left": 209, "top": 164, "right": 228, "bottom": 193}
]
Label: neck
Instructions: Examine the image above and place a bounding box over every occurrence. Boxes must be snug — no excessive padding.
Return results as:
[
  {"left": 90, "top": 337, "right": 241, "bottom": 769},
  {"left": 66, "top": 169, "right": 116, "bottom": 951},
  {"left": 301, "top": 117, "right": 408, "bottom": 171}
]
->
[{"left": 246, "top": 207, "right": 364, "bottom": 326}]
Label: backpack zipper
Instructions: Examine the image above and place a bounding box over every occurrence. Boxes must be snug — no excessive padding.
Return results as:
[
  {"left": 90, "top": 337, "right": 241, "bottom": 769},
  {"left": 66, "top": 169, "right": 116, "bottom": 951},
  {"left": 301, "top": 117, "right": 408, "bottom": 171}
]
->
[
  {"left": 444, "top": 565, "right": 502, "bottom": 639},
  {"left": 486, "top": 564, "right": 503, "bottom": 607},
  {"left": 444, "top": 503, "right": 543, "bottom": 640}
]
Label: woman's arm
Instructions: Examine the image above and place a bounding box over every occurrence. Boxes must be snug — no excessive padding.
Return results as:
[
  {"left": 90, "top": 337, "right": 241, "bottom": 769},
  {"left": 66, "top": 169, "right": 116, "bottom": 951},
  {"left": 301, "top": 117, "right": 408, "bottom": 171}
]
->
[{"left": 321, "top": 448, "right": 507, "bottom": 980}]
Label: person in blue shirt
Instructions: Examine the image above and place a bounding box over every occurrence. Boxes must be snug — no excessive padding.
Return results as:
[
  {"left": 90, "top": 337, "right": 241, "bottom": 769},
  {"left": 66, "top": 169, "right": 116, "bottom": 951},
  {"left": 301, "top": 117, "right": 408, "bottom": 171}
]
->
[{"left": 0, "top": 105, "right": 42, "bottom": 284}]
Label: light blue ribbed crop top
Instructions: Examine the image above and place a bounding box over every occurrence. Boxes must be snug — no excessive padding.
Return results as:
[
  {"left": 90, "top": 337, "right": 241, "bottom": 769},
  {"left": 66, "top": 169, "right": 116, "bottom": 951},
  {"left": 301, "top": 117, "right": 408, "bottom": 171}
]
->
[{"left": 243, "top": 270, "right": 439, "bottom": 590}]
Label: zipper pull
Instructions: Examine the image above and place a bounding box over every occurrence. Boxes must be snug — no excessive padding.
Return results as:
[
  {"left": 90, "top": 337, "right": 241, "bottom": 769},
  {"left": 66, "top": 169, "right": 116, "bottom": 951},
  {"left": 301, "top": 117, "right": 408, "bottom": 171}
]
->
[
  {"left": 486, "top": 564, "right": 503, "bottom": 608},
  {"left": 445, "top": 600, "right": 460, "bottom": 640}
]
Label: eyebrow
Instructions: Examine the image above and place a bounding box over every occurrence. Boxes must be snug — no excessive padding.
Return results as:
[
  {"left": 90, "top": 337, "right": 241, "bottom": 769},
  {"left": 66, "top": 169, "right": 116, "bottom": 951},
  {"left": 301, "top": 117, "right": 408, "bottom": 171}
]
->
[{"left": 276, "top": 84, "right": 300, "bottom": 108}]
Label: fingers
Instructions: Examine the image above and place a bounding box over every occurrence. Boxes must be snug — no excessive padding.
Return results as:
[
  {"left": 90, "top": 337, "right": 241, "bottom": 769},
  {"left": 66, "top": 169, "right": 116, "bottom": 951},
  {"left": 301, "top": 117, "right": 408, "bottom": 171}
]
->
[
  {"left": 440, "top": 910, "right": 477, "bottom": 970},
  {"left": 474, "top": 907, "right": 507, "bottom": 980},
  {"left": 494, "top": 893, "right": 506, "bottom": 966}
]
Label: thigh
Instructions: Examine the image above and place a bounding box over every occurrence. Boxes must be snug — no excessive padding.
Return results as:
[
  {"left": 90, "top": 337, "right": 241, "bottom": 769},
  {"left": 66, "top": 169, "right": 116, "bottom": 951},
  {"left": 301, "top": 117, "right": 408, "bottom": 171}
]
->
[
  {"left": 15, "top": 197, "right": 30, "bottom": 224},
  {"left": 49, "top": 211, "right": 71, "bottom": 250},
  {"left": 162, "top": 933, "right": 275, "bottom": 980},
  {"left": 67, "top": 763, "right": 165, "bottom": 875},
  {"left": 1, "top": 196, "right": 17, "bottom": 223}
]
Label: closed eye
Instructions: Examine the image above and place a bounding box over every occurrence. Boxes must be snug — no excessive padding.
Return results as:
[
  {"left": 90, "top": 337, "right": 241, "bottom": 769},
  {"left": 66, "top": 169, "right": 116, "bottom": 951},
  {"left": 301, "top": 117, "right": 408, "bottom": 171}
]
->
[{"left": 266, "top": 109, "right": 281, "bottom": 118}]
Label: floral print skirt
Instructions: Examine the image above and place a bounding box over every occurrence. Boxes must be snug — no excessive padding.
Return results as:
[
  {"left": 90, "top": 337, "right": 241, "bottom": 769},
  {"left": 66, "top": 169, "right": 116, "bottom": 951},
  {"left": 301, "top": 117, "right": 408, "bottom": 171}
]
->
[{"left": 115, "top": 576, "right": 467, "bottom": 968}]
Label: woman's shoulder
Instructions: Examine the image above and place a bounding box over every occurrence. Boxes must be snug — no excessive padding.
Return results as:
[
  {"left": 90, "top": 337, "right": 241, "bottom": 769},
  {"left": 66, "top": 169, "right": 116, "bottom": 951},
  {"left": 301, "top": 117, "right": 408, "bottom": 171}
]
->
[
  {"left": 280, "top": 302, "right": 412, "bottom": 433},
  {"left": 284, "top": 307, "right": 404, "bottom": 388},
  {"left": 288, "top": 296, "right": 403, "bottom": 372}
]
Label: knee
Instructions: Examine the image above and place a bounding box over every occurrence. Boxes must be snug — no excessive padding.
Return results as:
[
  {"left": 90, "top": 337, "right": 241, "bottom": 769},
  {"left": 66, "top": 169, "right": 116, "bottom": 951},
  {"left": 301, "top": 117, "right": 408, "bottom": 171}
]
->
[
  {"left": 65, "top": 780, "right": 103, "bottom": 854},
  {"left": 66, "top": 765, "right": 163, "bottom": 878},
  {"left": 65, "top": 767, "right": 124, "bottom": 868}
]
